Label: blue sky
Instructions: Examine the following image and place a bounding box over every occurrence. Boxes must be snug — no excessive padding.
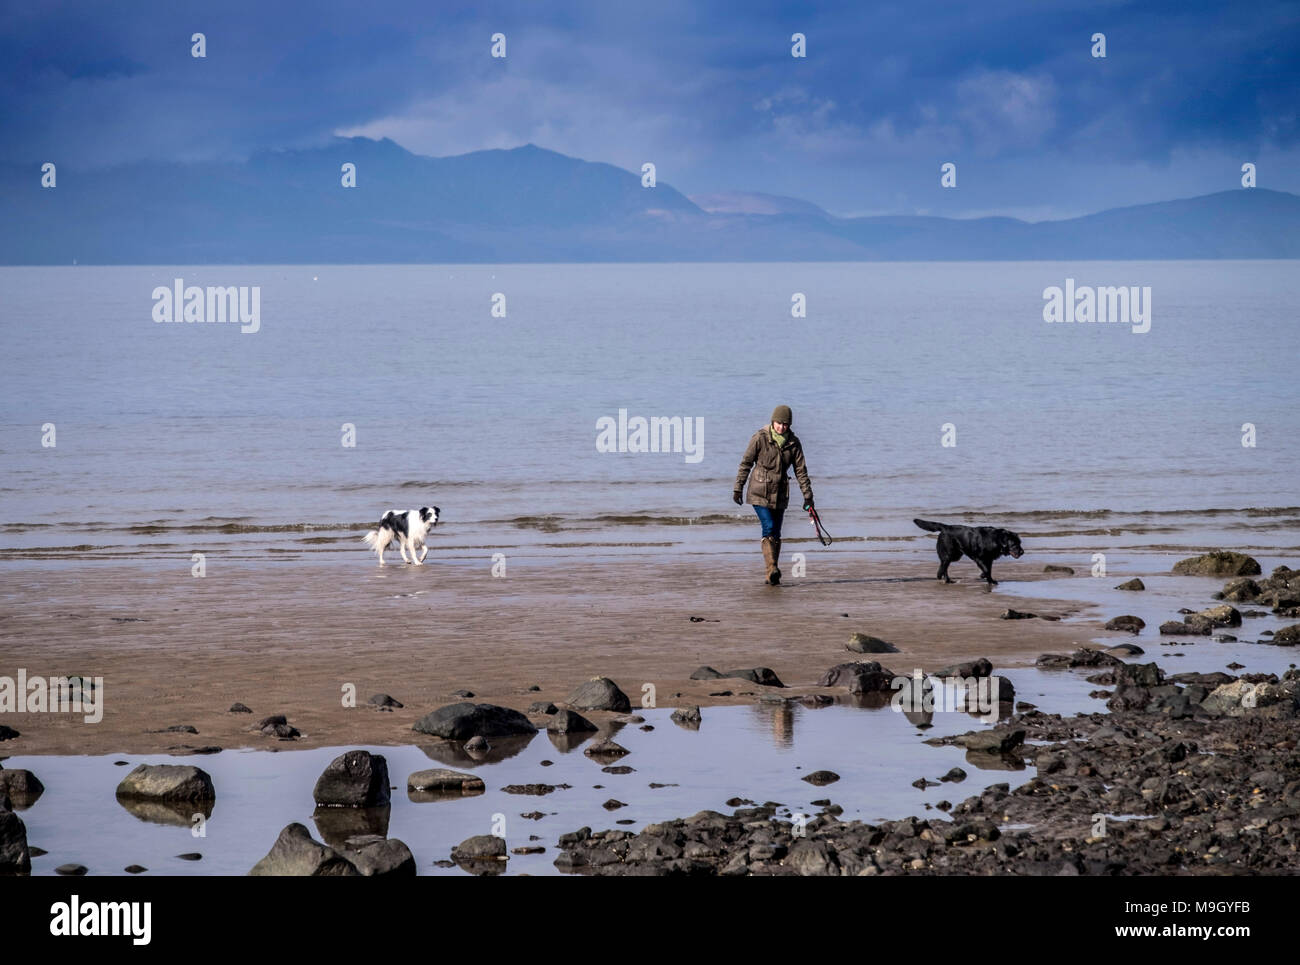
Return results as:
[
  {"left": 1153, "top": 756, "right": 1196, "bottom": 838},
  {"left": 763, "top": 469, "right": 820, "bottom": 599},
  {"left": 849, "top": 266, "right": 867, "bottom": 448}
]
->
[{"left": 2, "top": 0, "right": 1297, "bottom": 219}]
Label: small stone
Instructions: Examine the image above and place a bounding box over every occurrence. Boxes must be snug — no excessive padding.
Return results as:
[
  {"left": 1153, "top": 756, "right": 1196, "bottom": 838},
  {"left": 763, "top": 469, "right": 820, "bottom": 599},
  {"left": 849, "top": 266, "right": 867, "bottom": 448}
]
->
[
  {"left": 228, "top": 702, "right": 252, "bottom": 714},
  {"left": 583, "top": 739, "right": 630, "bottom": 760},
  {"left": 1105, "top": 615, "right": 1146, "bottom": 634},
  {"left": 565, "top": 677, "right": 632, "bottom": 712},
  {"left": 502, "top": 784, "right": 556, "bottom": 795},
  {"left": 1172, "top": 551, "right": 1261, "bottom": 577},
  {"left": 546, "top": 710, "right": 597, "bottom": 734},
  {"left": 802, "top": 770, "right": 840, "bottom": 786},
  {"left": 407, "top": 769, "right": 485, "bottom": 794},
  {"left": 847, "top": 633, "right": 899, "bottom": 654},
  {"left": 451, "top": 835, "right": 507, "bottom": 860}
]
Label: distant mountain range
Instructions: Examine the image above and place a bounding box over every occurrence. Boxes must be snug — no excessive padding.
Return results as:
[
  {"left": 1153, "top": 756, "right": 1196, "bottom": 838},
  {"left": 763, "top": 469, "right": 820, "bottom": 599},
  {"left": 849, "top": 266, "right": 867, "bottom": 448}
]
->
[{"left": 3, "top": 137, "right": 1297, "bottom": 263}]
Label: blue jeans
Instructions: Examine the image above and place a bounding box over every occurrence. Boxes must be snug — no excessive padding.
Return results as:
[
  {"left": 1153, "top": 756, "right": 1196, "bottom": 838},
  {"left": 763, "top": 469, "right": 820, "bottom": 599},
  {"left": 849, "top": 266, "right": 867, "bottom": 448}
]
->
[{"left": 753, "top": 505, "right": 784, "bottom": 540}]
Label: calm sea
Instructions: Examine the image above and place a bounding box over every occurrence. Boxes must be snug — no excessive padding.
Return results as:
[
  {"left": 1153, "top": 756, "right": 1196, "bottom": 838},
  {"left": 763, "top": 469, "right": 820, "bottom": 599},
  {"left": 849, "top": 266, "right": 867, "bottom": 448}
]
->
[{"left": 1, "top": 262, "right": 1296, "bottom": 562}]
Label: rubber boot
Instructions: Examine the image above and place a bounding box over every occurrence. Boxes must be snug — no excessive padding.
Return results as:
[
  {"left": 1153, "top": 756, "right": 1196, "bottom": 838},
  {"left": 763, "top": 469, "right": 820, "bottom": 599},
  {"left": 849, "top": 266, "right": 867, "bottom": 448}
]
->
[
  {"left": 762, "top": 537, "right": 780, "bottom": 585},
  {"left": 771, "top": 537, "right": 782, "bottom": 585}
]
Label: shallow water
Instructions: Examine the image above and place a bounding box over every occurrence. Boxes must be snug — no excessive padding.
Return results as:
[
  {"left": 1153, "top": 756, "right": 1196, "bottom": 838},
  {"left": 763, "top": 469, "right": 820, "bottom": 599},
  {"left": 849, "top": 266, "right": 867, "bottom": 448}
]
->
[
  {"left": 7, "top": 556, "right": 1294, "bottom": 878},
  {"left": 7, "top": 671, "right": 1101, "bottom": 877},
  {"left": 1007, "top": 552, "right": 1300, "bottom": 679}
]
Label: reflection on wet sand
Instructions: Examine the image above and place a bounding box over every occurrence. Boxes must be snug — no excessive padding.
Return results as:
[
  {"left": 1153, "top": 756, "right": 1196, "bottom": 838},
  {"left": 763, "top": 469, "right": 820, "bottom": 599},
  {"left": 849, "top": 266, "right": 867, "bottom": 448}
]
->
[
  {"left": 418, "top": 734, "right": 535, "bottom": 767},
  {"left": 115, "top": 797, "right": 213, "bottom": 827},
  {"left": 312, "top": 805, "right": 390, "bottom": 849}
]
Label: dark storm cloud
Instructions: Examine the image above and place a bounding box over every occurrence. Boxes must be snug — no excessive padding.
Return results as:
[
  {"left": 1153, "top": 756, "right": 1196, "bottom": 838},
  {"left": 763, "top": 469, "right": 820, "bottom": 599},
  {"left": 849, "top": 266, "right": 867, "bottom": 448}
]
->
[{"left": 1, "top": 0, "right": 1295, "bottom": 216}]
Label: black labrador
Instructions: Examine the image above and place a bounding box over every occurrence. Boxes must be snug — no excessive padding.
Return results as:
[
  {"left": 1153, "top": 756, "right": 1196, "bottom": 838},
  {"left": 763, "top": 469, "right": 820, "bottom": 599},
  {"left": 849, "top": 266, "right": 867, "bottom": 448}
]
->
[{"left": 914, "top": 518, "right": 1023, "bottom": 585}]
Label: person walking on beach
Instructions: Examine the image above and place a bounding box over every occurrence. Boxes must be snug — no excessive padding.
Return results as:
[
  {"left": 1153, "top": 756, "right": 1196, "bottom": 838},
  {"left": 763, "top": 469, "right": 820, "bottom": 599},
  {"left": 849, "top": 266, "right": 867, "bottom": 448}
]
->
[{"left": 733, "top": 405, "right": 814, "bottom": 585}]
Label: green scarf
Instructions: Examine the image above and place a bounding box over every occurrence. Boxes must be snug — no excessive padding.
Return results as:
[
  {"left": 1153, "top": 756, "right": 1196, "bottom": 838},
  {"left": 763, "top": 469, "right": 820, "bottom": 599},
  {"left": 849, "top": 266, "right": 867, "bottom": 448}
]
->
[{"left": 770, "top": 427, "right": 787, "bottom": 447}]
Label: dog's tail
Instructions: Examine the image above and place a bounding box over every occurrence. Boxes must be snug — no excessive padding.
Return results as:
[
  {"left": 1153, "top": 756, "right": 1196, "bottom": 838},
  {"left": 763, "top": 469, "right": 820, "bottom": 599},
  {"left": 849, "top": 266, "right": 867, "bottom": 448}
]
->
[
  {"left": 362, "top": 512, "right": 395, "bottom": 550},
  {"left": 913, "top": 518, "right": 947, "bottom": 533}
]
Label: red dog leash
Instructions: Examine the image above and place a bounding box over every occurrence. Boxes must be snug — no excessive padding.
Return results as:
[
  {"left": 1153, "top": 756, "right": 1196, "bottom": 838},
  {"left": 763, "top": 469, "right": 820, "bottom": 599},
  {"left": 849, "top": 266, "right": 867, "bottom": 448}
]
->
[{"left": 807, "top": 507, "right": 833, "bottom": 546}]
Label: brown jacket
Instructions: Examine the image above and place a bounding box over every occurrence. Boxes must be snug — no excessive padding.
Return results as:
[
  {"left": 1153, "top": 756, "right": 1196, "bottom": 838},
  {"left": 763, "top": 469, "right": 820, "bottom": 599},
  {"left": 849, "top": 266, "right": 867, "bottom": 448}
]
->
[{"left": 734, "top": 426, "right": 813, "bottom": 510}]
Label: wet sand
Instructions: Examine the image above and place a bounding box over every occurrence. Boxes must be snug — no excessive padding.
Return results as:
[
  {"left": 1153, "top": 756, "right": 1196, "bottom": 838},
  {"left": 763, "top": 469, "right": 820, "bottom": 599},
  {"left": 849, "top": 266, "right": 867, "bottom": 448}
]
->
[{"left": 0, "top": 551, "right": 1110, "bottom": 756}]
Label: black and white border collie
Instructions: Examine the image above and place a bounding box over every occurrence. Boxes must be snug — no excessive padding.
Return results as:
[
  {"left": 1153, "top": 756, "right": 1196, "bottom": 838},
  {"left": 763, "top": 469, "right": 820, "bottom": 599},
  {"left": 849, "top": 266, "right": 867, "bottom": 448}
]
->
[{"left": 362, "top": 507, "right": 440, "bottom": 565}]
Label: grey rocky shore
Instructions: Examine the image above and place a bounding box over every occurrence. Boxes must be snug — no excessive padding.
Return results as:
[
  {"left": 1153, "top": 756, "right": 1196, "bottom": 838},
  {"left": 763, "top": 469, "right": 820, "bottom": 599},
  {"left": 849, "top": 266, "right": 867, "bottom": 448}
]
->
[{"left": 553, "top": 660, "right": 1300, "bottom": 875}]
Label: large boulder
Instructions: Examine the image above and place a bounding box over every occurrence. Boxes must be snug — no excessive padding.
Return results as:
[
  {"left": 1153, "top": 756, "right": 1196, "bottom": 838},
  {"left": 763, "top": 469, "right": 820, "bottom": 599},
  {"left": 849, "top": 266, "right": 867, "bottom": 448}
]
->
[
  {"left": 817, "top": 662, "right": 894, "bottom": 693},
  {"left": 337, "top": 835, "right": 416, "bottom": 876},
  {"left": 1272, "top": 624, "right": 1300, "bottom": 646},
  {"left": 312, "top": 750, "right": 391, "bottom": 808},
  {"left": 988, "top": 676, "right": 1016, "bottom": 705},
  {"left": 115, "top": 764, "right": 215, "bottom": 804},
  {"left": 1115, "top": 663, "right": 1165, "bottom": 688},
  {"left": 932, "top": 658, "right": 993, "bottom": 679},
  {"left": 1221, "top": 578, "right": 1262, "bottom": 602},
  {"left": 1160, "top": 620, "right": 1209, "bottom": 636},
  {"left": 248, "top": 823, "right": 360, "bottom": 876},
  {"left": 0, "top": 769, "right": 44, "bottom": 807},
  {"left": 564, "top": 678, "right": 632, "bottom": 712},
  {"left": 1172, "top": 551, "right": 1261, "bottom": 577},
  {"left": 956, "top": 729, "right": 1025, "bottom": 754},
  {"left": 407, "top": 769, "right": 485, "bottom": 794},
  {"left": 452, "top": 834, "right": 507, "bottom": 860},
  {"left": 1191, "top": 605, "right": 1241, "bottom": 628},
  {"left": 846, "top": 633, "right": 899, "bottom": 654},
  {"left": 412, "top": 703, "right": 537, "bottom": 740},
  {"left": 1201, "top": 678, "right": 1299, "bottom": 718},
  {"left": 546, "top": 710, "right": 598, "bottom": 734},
  {"left": 1104, "top": 615, "right": 1145, "bottom": 634},
  {"left": 0, "top": 800, "right": 31, "bottom": 873}
]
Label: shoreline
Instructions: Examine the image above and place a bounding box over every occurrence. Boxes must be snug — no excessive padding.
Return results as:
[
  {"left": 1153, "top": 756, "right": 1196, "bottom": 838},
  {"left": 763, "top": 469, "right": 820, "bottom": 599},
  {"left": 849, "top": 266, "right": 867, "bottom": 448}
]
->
[{"left": 1, "top": 553, "right": 1108, "bottom": 756}]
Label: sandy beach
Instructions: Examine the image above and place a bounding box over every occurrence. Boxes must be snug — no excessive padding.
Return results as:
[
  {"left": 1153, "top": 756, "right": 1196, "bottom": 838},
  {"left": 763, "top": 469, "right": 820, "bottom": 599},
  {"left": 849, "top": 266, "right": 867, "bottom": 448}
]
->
[{"left": 0, "top": 551, "right": 1105, "bottom": 756}]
